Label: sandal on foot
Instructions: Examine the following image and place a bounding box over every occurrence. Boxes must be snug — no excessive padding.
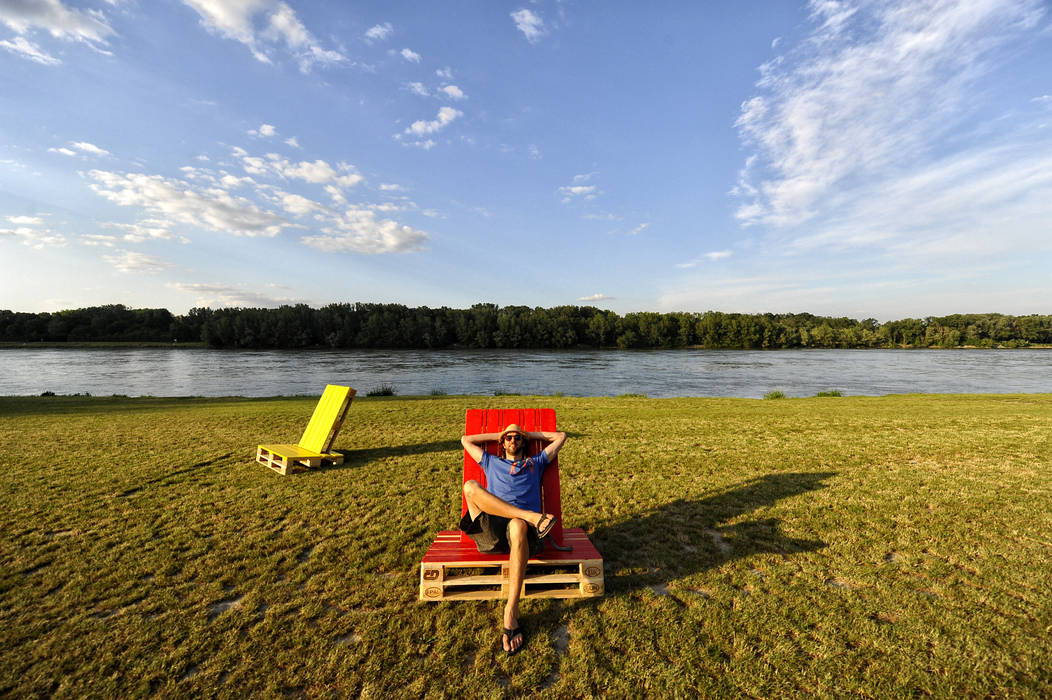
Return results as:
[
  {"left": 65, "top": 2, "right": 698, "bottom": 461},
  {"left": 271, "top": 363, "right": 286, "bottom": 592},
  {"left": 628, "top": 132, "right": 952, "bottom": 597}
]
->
[
  {"left": 502, "top": 627, "right": 524, "bottom": 655},
  {"left": 535, "top": 514, "right": 558, "bottom": 539}
]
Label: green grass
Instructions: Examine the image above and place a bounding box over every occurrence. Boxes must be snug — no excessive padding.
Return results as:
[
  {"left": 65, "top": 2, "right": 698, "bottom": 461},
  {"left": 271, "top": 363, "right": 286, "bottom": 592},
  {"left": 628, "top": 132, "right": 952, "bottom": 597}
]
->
[{"left": 1, "top": 393, "right": 1050, "bottom": 697}]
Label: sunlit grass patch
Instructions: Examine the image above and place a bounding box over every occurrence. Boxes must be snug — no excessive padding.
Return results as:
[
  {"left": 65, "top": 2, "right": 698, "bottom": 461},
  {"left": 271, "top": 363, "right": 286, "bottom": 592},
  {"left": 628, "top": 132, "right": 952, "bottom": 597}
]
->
[{"left": 1, "top": 393, "right": 1049, "bottom": 696}]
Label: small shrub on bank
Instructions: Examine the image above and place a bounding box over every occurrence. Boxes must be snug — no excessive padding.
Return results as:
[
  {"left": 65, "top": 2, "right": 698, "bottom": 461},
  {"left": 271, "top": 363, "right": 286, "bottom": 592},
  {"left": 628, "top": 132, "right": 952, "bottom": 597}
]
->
[
  {"left": 764, "top": 390, "right": 786, "bottom": 400},
  {"left": 366, "top": 385, "right": 395, "bottom": 397},
  {"left": 815, "top": 390, "right": 843, "bottom": 397}
]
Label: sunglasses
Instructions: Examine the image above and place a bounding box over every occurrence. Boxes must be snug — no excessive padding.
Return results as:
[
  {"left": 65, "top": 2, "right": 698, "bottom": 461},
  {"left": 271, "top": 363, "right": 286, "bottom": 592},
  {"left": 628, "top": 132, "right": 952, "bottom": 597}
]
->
[{"left": 503, "top": 434, "right": 523, "bottom": 442}]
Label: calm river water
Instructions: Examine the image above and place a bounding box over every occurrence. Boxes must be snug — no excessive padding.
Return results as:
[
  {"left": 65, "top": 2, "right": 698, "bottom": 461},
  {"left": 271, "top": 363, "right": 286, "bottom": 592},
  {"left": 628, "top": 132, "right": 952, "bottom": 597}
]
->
[{"left": 0, "top": 348, "right": 1049, "bottom": 398}]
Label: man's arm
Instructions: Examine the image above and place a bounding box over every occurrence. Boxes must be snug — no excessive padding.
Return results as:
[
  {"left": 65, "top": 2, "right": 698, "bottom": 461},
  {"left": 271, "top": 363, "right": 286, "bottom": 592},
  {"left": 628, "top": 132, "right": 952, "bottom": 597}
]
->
[
  {"left": 532, "top": 431, "right": 566, "bottom": 460},
  {"left": 461, "top": 432, "right": 501, "bottom": 464}
]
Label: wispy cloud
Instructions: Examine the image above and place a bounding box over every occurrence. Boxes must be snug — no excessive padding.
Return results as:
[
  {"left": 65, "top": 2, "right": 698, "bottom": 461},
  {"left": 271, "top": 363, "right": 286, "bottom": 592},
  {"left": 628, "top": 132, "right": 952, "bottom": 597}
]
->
[
  {"left": 167, "top": 281, "right": 302, "bottom": 308},
  {"left": 0, "top": 0, "right": 114, "bottom": 61},
  {"left": 735, "top": 0, "right": 1046, "bottom": 229},
  {"left": 511, "top": 8, "right": 544, "bottom": 43},
  {"left": 675, "top": 250, "right": 733, "bottom": 268},
  {"left": 1, "top": 214, "right": 65, "bottom": 248},
  {"left": 400, "top": 47, "right": 420, "bottom": 63},
  {"left": 629, "top": 223, "right": 649, "bottom": 236},
  {"left": 730, "top": 0, "right": 1052, "bottom": 280},
  {"left": 181, "top": 0, "right": 344, "bottom": 72},
  {"left": 364, "top": 22, "right": 392, "bottom": 43},
  {"left": 0, "top": 36, "right": 60, "bottom": 65},
  {"left": 49, "top": 141, "right": 109, "bottom": 157},
  {"left": 577, "top": 293, "right": 612, "bottom": 302},
  {"left": 103, "top": 250, "right": 175, "bottom": 274}
]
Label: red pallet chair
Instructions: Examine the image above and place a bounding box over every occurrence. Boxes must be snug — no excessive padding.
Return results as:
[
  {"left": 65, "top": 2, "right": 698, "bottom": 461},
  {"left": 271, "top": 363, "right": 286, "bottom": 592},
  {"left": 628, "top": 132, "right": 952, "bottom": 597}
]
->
[{"left": 419, "top": 408, "right": 603, "bottom": 601}]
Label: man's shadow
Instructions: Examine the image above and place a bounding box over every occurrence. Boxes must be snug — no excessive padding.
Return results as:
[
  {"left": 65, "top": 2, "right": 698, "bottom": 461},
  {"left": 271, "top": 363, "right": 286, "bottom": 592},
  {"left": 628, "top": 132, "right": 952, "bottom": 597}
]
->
[{"left": 587, "top": 471, "right": 835, "bottom": 595}]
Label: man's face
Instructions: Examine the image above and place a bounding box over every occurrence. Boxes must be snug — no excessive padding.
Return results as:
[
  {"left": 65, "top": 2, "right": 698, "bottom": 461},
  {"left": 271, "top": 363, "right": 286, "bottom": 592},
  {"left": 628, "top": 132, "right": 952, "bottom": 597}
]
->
[{"left": 503, "top": 432, "right": 525, "bottom": 458}]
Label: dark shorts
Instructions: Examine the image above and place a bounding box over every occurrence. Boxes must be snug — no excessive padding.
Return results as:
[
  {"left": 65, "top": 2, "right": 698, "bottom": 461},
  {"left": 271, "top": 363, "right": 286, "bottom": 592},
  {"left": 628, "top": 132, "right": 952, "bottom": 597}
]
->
[{"left": 459, "top": 511, "right": 544, "bottom": 557}]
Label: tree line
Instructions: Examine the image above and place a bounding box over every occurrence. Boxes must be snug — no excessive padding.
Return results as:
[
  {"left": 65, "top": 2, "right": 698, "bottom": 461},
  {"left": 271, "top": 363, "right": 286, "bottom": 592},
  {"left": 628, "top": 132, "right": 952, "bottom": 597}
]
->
[{"left": 1, "top": 304, "right": 1049, "bottom": 349}]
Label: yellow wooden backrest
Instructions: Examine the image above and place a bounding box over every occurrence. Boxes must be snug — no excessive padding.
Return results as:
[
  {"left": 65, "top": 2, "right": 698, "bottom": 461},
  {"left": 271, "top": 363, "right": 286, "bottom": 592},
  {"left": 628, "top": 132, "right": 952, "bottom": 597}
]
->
[{"left": 299, "top": 385, "right": 355, "bottom": 453}]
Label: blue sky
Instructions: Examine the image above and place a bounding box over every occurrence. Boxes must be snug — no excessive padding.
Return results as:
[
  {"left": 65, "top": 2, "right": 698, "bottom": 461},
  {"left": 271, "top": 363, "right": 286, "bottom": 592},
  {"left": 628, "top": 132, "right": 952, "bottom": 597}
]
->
[{"left": 1, "top": 0, "right": 1050, "bottom": 320}]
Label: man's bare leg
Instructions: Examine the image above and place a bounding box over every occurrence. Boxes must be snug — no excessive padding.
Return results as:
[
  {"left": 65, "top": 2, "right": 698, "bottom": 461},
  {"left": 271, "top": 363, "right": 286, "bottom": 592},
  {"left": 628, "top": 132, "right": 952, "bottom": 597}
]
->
[
  {"left": 463, "top": 480, "right": 551, "bottom": 530},
  {"left": 503, "top": 518, "right": 529, "bottom": 653}
]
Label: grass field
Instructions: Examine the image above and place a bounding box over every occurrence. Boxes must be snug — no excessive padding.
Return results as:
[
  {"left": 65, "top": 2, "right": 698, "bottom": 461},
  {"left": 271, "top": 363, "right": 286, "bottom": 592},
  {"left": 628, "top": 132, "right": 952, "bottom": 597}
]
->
[{"left": 1, "top": 393, "right": 1049, "bottom": 697}]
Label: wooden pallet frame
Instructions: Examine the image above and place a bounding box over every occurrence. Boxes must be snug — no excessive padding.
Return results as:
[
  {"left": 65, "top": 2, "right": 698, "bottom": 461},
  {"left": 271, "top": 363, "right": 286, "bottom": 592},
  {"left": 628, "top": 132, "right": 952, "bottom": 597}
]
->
[
  {"left": 420, "top": 528, "right": 603, "bottom": 601},
  {"left": 255, "top": 446, "right": 344, "bottom": 476}
]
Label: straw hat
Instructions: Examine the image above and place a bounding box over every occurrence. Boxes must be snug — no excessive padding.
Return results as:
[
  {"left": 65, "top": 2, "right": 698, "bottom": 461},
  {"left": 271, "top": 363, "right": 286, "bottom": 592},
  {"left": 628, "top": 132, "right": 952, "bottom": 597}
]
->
[{"left": 498, "top": 423, "right": 526, "bottom": 441}]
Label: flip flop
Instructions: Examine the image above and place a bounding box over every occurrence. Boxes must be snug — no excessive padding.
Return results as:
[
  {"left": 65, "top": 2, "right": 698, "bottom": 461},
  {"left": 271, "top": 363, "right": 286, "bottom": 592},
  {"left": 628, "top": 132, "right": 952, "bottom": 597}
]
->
[
  {"left": 502, "top": 627, "right": 524, "bottom": 655},
  {"left": 535, "top": 514, "right": 558, "bottom": 539}
]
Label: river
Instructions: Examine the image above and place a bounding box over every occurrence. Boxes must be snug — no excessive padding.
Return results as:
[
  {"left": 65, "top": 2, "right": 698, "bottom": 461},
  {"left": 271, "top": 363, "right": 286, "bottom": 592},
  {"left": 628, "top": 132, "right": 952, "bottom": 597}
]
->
[{"left": 0, "top": 348, "right": 1049, "bottom": 398}]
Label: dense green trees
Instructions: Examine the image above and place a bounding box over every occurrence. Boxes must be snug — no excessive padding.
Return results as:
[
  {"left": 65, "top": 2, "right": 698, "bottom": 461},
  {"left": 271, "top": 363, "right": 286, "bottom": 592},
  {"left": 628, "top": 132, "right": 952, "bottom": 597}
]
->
[{"left": 1, "top": 305, "right": 1049, "bottom": 349}]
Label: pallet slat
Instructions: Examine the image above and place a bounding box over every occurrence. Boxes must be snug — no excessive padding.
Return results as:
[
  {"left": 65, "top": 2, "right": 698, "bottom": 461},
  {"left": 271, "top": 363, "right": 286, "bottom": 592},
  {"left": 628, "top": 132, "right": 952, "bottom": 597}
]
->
[{"left": 420, "top": 528, "right": 604, "bottom": 601}]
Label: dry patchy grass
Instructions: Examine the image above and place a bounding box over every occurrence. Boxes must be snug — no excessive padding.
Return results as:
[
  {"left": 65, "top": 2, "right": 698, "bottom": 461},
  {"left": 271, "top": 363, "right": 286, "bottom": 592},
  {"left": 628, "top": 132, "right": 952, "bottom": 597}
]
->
[{"left": 1, "top": 394, "right": 1050, "bottom": 697}]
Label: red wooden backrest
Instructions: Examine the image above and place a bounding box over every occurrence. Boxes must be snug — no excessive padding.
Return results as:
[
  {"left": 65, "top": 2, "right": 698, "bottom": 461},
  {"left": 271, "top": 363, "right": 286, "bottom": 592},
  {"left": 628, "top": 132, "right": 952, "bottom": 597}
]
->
[{"left": 461, "top": 408, "right": 564, "bottom": 546}]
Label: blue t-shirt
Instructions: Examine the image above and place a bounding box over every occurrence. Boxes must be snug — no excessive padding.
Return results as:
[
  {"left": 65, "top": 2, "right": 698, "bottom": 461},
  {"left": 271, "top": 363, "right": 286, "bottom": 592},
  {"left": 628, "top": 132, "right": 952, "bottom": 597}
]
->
[{"left": 479, "top": 450, "right": 550, "bottom": 514}]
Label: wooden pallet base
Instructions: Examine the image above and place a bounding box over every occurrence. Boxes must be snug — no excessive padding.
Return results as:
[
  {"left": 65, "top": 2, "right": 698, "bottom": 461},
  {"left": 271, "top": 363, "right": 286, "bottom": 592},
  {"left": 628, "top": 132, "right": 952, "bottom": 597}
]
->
[
  {"left": 255, "top": 445, "right": 344, "bottom": 476},
  {"left": 420, "top": 528, "right": 603, "bottom": 601}
]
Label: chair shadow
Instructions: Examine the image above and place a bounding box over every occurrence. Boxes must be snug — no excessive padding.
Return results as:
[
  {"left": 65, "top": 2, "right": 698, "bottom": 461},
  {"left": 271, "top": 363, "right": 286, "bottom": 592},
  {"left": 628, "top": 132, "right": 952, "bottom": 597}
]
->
[
  {"left": 588, "top": 471, "right": 836, "bottom": 596},
  {"left": 330, "top": 439, "right": 463, "bottom": 470}
]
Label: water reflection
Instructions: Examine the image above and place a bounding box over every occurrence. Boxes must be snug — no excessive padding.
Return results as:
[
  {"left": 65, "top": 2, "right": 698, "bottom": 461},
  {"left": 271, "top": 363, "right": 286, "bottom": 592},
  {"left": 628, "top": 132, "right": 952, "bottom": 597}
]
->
[{"left": 0, "top": 348, "right": 1049, "bottom": 398}]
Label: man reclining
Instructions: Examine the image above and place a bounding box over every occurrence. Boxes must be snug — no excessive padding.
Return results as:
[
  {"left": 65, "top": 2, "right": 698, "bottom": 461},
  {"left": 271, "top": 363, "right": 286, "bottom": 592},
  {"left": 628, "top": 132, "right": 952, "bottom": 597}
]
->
[{"left": 460, "top": 423, "right": 567, "bottom": 654}]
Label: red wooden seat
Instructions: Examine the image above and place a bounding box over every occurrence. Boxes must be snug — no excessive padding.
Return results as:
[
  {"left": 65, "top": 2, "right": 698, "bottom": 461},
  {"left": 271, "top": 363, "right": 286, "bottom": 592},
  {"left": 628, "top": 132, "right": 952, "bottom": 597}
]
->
[{"left": 419, "top": 408, "right": 603, "bottom": 601}]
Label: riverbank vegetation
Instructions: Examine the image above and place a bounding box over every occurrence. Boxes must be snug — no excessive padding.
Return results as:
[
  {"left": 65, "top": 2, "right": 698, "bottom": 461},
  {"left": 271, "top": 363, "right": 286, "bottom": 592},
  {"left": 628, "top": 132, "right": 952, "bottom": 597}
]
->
[
  {"left": 2, "top": 393, "right": 1049, "bottom": 696},
  {"left": 3, "top": 304, "right": 1051, "bottom": 350}
]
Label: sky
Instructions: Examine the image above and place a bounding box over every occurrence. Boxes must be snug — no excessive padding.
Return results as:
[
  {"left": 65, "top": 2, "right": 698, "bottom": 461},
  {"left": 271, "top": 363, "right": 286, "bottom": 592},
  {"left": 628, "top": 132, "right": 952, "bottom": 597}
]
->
[{"left": 1, "top": 0, "right": 1051, "bottom": 321}]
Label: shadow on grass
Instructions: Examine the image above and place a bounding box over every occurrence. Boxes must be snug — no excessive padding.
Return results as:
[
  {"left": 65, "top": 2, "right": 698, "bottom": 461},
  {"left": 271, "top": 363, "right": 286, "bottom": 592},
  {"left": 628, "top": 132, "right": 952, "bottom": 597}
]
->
[
  {"left": 333, "top": 439, "right": 464, "bottom": 469},
  {"left": 590, "top": 471, "right": 836, "bottom": 596}
]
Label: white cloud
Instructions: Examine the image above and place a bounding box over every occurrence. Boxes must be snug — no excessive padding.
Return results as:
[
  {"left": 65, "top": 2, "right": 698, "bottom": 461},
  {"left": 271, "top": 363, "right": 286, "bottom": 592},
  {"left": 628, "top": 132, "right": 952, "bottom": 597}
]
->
[
  {"left": 0, "top": 214, "right": 66, "bottom": 248},
  {"left": 284, "top": 136, "right": 300, "bottom": 148},
  {"left": 71, "top": 141, "right": 109, "bottom": 155},
  {"left": 0, "top": 36, "right": 60, "bottom": 64},
  {"left": 400, "top": 47, "right": 420, "bottom": 63},
  {"left": 403, "top": 106, "right": 462, "bottom": 137},
  {"left": 735, "top": 0, "right": 1046, "bottom": 229},
  {"left": 167, "top": 281, "right": 300, "bottom": 308},
  {"left": 231, "top": 147, "right": 363, "bottom": 188},
  {"left": 104, "top": 219, "right": 189, "bottom": 244},
  {"left": 528, "top": 144, "right": 541, "bottom": 160},
  {"left": 302, "top": 207, "right": 428, "bottom": 254},
  {"left": 181, "top": 0, "right": 344, "bottom": 72},
  {"left": 49, "top": 141, "right": 108, "bottom": 157},
  {"left": 365, "top": 22, "right": 392, "bottom": 42},
  {"left": 87, "top": 169, "right": 287, "bottom": 237},
  {"left": 558, "top": 179, "right": 599, "bottom": 203},
  {"left": 629, "top": 223, "right": 649, "bottom": 236},
  {"left": 248, "top": 123, "right": 277, "bottom": 137},
  {"left": 436, "top": 66, "right": 453, "bottom": 80},
  {"left": 103, "top": 250, "right": 174, "bottom": 274},
  {"left": 706, "top": 250, "right": 732, "bottom": 260},
  {"left": 407, "top": 81, "right": 429, "bottom": 97},
  {"left": 511, "top": 8, "right": 544, "bottom": 43},
  {"left": 441, "top": 85, "right": 466, "bottom": 100},
  {"left": 577, "top": 293, "right": 612, "bottom": 302},
  {"left": 0, "top": 0, "right": 114, "bottom": 44}
]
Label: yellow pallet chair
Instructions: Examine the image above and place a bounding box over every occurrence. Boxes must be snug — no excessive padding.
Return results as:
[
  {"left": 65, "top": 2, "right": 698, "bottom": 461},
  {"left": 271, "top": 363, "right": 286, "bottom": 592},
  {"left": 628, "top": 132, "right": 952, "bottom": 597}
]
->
[{"left": 256, "top": 385, "right": 356, "bottom": 475}]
